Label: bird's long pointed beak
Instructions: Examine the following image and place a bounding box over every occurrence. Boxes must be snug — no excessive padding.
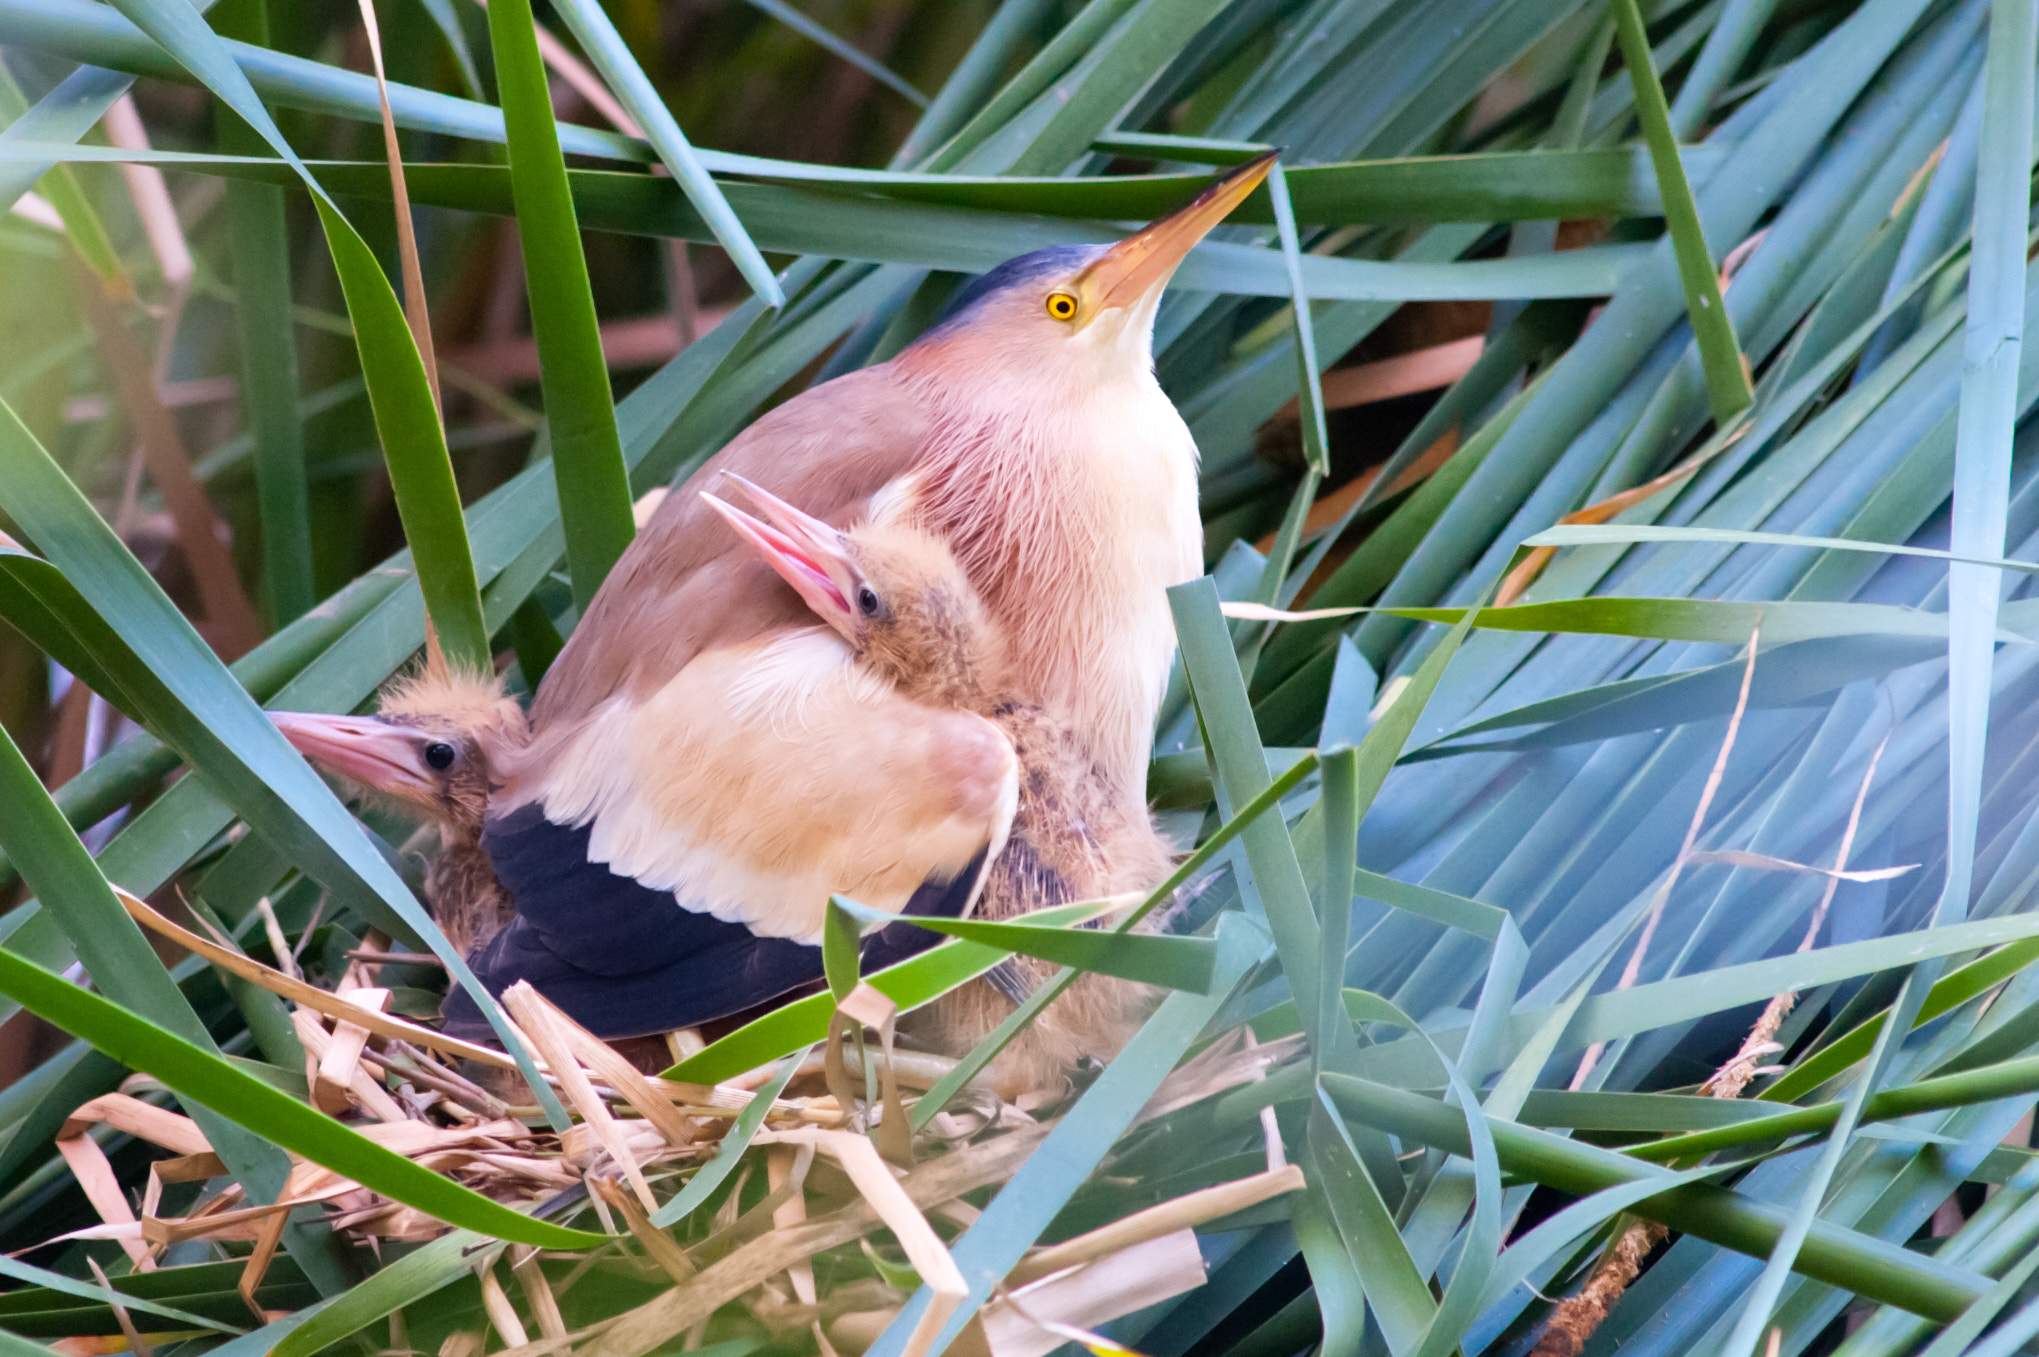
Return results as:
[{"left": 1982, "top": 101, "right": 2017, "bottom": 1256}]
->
[
  {"left": 270, "top": 711, "right": 435, "bottom": 797},
  {"left": 701, "top": 478, "right": 859, "bottom": 627},
  {"left": 1079, "top": 150, "right": 1278, "bottom": 315}
]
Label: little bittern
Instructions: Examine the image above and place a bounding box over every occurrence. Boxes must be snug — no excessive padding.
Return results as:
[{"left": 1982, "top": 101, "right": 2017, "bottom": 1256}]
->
[
  {"left": 474, "top": 155, "right": 1270, "bottom": 1041},
  {"left": 271, "top": 668, "right": 526, "bottom": 955}
]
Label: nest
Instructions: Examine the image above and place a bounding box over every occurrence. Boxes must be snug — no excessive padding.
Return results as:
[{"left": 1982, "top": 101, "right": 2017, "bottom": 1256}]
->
[{"left": 35, "top": 891, "right": 1302, "bottom": 1357}]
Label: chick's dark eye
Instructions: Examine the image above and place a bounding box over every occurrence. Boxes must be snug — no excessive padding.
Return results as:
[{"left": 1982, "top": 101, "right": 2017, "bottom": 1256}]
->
[
  {"left": 858, "top": 587, "right": 882, "bottom": 617},
  {"left": 423, "top": 742, "right": 457, "bottom": 771}
]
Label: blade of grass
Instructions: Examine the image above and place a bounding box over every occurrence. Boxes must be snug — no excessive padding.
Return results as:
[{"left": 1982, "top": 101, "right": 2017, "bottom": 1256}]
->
[
  {"left": 1944, "top": 0, "right": 2034, "bottom": 979},
  {"left": 737, "top": 0, "right": 926, "bottom": 108},
  {"left": 0, "top": 68, "right": 127, "bottom": 294},
  {"left": 545, "top": 0, "right": 782, "bottom": 306},
  {"left": 99, "top": 0, "right": 493, "bottom": 675},
  {"left": 1172, "top": 577, "right": 1351, "bottom": 1067},
  {"left": 909, "top": 752, "right": 1323, "bottom": 1127},
  {"left": 1307, "top": 1090, "right": 1435, "bottom": 1352},
  {"left": 270, "top": 1231, "right": 502, "bottom": 1357},
  {"left": 414, "top": 0, "right": 482, "bottom": 100},
  {"left": 0, "top": 64, "right": 137, "bottom": 214},
  {"left": 1611, "top": 0, "right": 1754, "bottom": 423},
  {"left": 829, "top": 896, "right": 1217, "bottom": 990},
  {"left": 0, "top": 721, "right": 310, "bottom": 1263},
  {"left": 890, "top": 0, "right": 1052, "bottom": 167},
  {"left": 485, "top": 0, "right": 636, "bottom": 611},
  {"left": 0, "top": 1253, "right": 246, "bottom": 1334},
  {"left": 1268, "top": 161, "right": 1328, "bottom": 477},
  {"left": 0, "top": 928, "right": 605, "bottom": 1248},
  {"left": 0, "top": 395, "right": 558, "bottom": 1129},
  {"left": 1713, "top": 11, "right": 2039, "bottom": 1345},
  {"left": 1527, "top": 522, "right": 2039, "bottom": 569},
  {"left": 1321, "top": 1073, "right": 1985, "bottom": 1322},
  {"left": 649, "top": 1046, "right": 806, "bottom": 1228},
  {"left": 214, "top": 0, "right": 311, "bottom": 627},
  {"left": 853, "top": 914, "right": 1267, "bottom": 1357},
  {"left": 356, "top": 0, "right": 440, "bottom": 407},
  {"left": 671, "top": 899, "right": 1116, "bottom": 1087},
  {"left": 1669, "top": 0, "right": 1781, "bottom": 139}
]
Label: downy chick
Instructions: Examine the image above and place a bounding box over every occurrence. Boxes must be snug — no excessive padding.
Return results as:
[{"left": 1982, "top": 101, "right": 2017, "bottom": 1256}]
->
[
  {"left": 271, "top": 667, "right": 527, "bottom": 954},
  {"left": 705, "top": 476, "right": 1168, "bottom": 1098}
]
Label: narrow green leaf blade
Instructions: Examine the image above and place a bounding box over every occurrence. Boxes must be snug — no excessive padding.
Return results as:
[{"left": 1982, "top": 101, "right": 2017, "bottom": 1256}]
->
[{"left": 484, "top": 0, "right": 636, "bottom": 612}]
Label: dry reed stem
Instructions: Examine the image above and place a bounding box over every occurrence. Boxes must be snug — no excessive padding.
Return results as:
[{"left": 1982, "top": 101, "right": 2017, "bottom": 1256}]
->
[
  {"left": 1538, "top": 694, "right": 1894, "bottom": 1354},
  {"left": 86, "top": 1255, "right": 153, "bottom": 1357},
  {"left": 238, "top": 1203, "right": 289, "bottom": 1319},
  {"left": 1572, "top": 622, "right": 1761, "bottom": 1090},
  {"left": 73, "top": 269, "right": 262, "bottom": 658},
  {"left": 478, "top": 1263, "right": 530, "bottom": 1348},
  {"left": 593, "top": 1175, "right": 696, "bottom": 1284},
  {"left": 356, "top": 0, "right": 441, "bottom": 408},
  {"left": 757, "top": 1129, "right": 967, "bottom": 1357},
  {"left": 1497, "top": 423, "right": 1752, "bottom": 607},
  {"left": 1706, "top": 719, "right": 1893, "bottom": 1099},
  {"left": 512, "top": 1248, "right": 569, "bottom": 1341},
  {"left": 534, "top": 999, "right": 698, "bottom": 1147},
  {"left": 1007, "top": 1164, "right": 1304, "bottom": 1286},
  {"left": 583, "top": 1121, "right": 1052, "bottom": 1357},
  {"left": 117, "top": 888, "right": 514, "bottom": 1068},
  {"left": 504, "top": 984, "right": 656, "bottom": 1211},
  {"left": 101, "top": 94, "right": 189, "bottom": 370}
]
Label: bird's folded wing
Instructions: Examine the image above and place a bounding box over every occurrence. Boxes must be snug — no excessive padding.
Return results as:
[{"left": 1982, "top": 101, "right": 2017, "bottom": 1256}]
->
[
  {"left": 449, "top": 828, "right": 984, "bottom": 1039},
  {"left": 517, "top": 628, "right": 1018, "bottom": 945},
  {"left": 532, "top": 365, "right": 930, "bottom": 731}
]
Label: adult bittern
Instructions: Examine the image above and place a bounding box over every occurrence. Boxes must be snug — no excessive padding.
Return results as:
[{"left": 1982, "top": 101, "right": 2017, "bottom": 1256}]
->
[
  {"left": 490, "top": 155, "right": 1273, "bottom": 958},
  {"left": 704, "top": 480, "right": 1170, "bottom": 1094},
  {"left": 271, "top": 668, "right": 526, "bottom": 954}
]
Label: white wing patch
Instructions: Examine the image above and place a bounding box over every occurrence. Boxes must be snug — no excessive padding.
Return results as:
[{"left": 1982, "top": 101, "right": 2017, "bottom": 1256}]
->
[{"left": 534, "top": 628, "right": 1017, "bottom": 944}]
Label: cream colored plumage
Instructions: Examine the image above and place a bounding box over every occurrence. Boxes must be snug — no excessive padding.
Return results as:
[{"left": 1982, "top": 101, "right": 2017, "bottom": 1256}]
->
[{"left": 528, "top": 624, "right": 1016, "bottom": 943}]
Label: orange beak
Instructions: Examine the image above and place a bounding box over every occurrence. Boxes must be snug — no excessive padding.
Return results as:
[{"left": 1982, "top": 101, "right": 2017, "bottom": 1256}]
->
[
  {"left": 270, "top": 711, "right": 436, "bottom": 798},
  {"left": 701, "top": 475, "right": 860, "bottom": 630},
  {"left": 1077, "top": 150, "right": 1278, "bottom": 315}
]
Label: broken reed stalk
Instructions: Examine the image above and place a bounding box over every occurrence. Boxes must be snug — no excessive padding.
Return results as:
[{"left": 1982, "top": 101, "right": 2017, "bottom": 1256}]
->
[
  {"left": 1007, "top": 1164, "right": 1304, "bottom": 1286},
  {"left": 1529, "top": 1219, "right": 1666, "bottom": 1357}
]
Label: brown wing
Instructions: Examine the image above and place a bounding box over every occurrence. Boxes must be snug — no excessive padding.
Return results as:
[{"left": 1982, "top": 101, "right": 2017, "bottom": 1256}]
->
[{"left": 530, "top": 363, "right": 933, "bottom": 735}]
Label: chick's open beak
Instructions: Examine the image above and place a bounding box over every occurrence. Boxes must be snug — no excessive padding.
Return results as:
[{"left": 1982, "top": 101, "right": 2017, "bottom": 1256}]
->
[
  {"left": 701, "top": 475, "right": 860, "bottom": 629},
  {"left": 1078, "top": 149, "right": 1277, "bottom": 316},
  {"left": 271, "top": 711, "right": 436, "bottom": 798}
]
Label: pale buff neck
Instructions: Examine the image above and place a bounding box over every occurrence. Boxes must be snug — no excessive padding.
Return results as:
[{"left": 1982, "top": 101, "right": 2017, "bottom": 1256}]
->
[{"left": 889, "top": 343, "right": 1197, "bottom": 803}]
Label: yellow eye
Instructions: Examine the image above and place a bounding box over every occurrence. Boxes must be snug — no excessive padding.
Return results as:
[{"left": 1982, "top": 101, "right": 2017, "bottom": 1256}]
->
[{"left": 1045, "top": 291, "right": 1079, "bottom": 322}]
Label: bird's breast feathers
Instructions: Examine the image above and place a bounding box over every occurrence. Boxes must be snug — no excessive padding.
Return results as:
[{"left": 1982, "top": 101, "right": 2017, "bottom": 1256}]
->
[
  {"left": 527, "top": 628, "right": 1018, "bottom": 944},
  {"left": 917, "top": 372, "right": 1200, "bottom": 786}
]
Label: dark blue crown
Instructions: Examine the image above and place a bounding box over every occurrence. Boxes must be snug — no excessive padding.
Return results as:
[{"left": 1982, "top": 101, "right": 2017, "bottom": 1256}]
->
[{"left": 929, "top": 243, "right": 1105, "bottom": 333}]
